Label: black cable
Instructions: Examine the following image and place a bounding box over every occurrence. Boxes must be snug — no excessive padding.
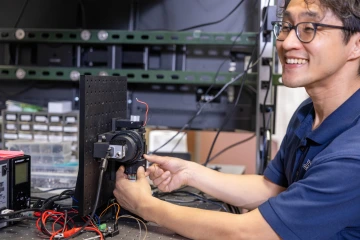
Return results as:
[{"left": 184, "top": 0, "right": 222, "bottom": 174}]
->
[
  {"left": 137, "top": 0, "right": 247, "bottom": 32},
  {"left": 0, "top": 216, "right": 37, "bottom": 223},
  {"left": 78, "top": 0, "right": 86, "bottom": 29},
  {"left": 170, "top": 131, "right": 187, "bottom": 153},
  {"left": 38, "top": 212, "right": 55, "bottom": 236},
  {"left": 14, "top": 0, "right": 29, "bottom": 28},
  {"left": 41, "top": 190, "right": 74, "bottom": 210},
  {"left": 149, "top": 0, "right": 260, "bottom": 154},
  {"left": 32, "top": 187, "right": 75, "bottom": 194},
  {"left": 160, "top": 52, "right": 237, "bottom": 154},
  {"left": 150, "top": 48, "right": 267, "bottom": 155},
  {"left": 262, "top": 64, "right": 273, "bottom": 134},
  {"left": 190, "top": 0, "right": 259, "bottom": 157},
  {"left": 158, "top": 190, "right": 228, "bottom": 212},
  {"left": 179, "top": 0, "right": 247, "bottom": 31},
  {"left": 76, "top": 0, "right": 86, "bottom": 29},
  {"left": 226, "top": 203, "right": 241, "bottom": 214},
  {"left": 151, "top": 41, "right": 265, "bottom": 155},
  {"left": 203, "top": 0, "right": 272, "bottom": 167},
  {"left": 0, "top": 208, "right": 43, "bottom": 217},
  {"left": 171, "top": 85, "right": 256, "bottom": 156},
  {"left": 38, "top": 190, "right": 75, "bottom": 237},
  {"left": 259, "top": 64, "right": 273, "bottom": 174},
  {"left": 150, "top": 69, "right": 248, "bottom": 154},
  {"left": 0, "top": 82, "right": 36, "bottom": 98},
  {"left": 207, "top": 133, "right": 256, "bottom": 163},
  {"left": 204, "top": 40, "right": 268, "bottom": 167},
  {"left": 203, "top": 72, "right": 248, "bottom": 167},
  {"left": 161, "top": 198, "right": 198, "bottom": 204},
  {"left": 30, "top": 196, "right": 47, "bottom": 203},
  {"left": 203, "top": 0, "right": 259, "bottom": 97},
  {"left": 154, "top": 187, "right": 230, "bottom": 212},
  {"left": 62, "top": 152, "right": 109, "bottom": 240}
]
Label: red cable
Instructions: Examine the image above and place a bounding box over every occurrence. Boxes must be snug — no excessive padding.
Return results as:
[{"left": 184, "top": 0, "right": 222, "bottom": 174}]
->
[
  {"left": 36, "top": 209, "right": 103, "bottom": 240},
  {"left": 136, "top": 98, "right": 149, "bottom": 126}
]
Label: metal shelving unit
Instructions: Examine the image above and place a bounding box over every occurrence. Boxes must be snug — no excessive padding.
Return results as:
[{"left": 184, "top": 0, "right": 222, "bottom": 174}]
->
[
  {"left": 0, "top": 0, "right": 279, "bottom": 173},
  {"left": 0, "top": 28, "right": 257, "bottom": 45},
  {"left": 0, "top": 65, "right": 282, "bottom": 85},
  {"left": 0, "top": 65, "right": 260, "bottom": 84},
  {"left": 0, "top": 28, "right": 282, "bottom": 85}
]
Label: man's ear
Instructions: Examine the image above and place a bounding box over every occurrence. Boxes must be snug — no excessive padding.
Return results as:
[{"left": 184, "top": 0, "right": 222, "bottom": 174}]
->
[{"left": 348, "top": 32, "right": 360, "bottom": 61}]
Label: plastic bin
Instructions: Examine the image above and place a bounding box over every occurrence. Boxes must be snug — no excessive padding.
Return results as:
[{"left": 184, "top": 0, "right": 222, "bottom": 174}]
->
[{"left": 31, "top": 162, "right": 78, "bottom": 189}]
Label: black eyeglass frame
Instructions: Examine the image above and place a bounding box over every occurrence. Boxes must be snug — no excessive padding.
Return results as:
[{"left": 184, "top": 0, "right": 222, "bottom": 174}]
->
[{"left": 271, "top": 21, "right": 351, "bottom": 43}]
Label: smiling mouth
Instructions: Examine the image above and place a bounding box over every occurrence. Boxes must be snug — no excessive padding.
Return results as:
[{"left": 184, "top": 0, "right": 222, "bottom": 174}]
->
[{"left": 285, "top": 58, "right": 308, "bottom": 64}]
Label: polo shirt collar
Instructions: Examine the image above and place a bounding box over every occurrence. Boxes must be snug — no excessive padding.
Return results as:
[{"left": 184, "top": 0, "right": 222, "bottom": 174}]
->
[{"left": 307, "top": 89, "right": 360, "bottom": 144}]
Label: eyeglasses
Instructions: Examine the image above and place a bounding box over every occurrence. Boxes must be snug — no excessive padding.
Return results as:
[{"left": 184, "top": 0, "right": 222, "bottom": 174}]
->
[{"left": 271, "top": 21, "right": 350, "bottom": 43}]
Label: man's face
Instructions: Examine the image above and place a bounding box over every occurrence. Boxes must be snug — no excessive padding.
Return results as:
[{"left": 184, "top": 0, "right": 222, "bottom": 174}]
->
[{"left": 277, "top": 0, "right": 352, "bottom": 89}]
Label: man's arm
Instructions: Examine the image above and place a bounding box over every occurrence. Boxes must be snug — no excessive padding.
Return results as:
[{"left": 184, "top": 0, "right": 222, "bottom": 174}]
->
[
  {"left": 187, "top": 162, "right": 286, "bottom": 209},
  {"left": 141, "top": 197, "right": 281, "bottom": 240},
  {"left": 115, "top": 165, "right": 283, "bottom": 240}
]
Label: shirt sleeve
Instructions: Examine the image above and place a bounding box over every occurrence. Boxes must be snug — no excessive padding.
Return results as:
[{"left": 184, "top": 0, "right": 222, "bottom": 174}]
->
[{"left": 259, "top": 156, "right": 360, "bottom": 240}]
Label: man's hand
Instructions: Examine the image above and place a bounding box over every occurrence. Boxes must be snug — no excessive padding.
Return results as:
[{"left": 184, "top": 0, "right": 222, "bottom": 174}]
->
[
  {"left": 144, "top": 154, "right": 192, "bottom": 192},
  {"left": 113, "top": 166, "right": 152, "bottom": 217}
]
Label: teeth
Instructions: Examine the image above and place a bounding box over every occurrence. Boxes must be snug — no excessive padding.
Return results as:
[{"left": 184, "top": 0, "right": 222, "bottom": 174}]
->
[{"left": 286, "top": 58, "right": 308, "bottom": 64}]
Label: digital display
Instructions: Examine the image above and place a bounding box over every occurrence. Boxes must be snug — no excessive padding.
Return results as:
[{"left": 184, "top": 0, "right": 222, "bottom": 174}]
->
[{"left": 15, "top": 162, "right": 28, "bottom": 185}]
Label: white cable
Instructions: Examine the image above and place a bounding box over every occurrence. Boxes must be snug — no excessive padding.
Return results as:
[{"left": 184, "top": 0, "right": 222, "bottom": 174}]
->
[{"left": 120, "top": 215, "right": 142, "bottom": 240}]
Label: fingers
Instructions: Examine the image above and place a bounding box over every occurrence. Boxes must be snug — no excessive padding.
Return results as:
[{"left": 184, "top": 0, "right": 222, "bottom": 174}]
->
[
  {"left": 116, "top": 165, "right": 127, "bottom": 181},
  {"left": 151, "top": 170, "right": 171, "bottom": 187},
  {"left": 117, "top": 166, "right": 148, "bottom": 182},
  {"left": 157, "top": 176, "right": 172, "bottom": 192},
  {"left": 144, "top": 154, "right": 167, "bottom": 165},
  {"left": 146, "top": 164, "right": 164, "bottom": 180},
  {"left": 136, "top": 166, "right": 146, "bottom": 180}
]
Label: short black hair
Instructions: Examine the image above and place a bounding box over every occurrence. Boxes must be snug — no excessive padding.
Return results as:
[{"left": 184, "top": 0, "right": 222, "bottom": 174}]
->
[{"left": 280, "top": 0, "right": 360, "bottom": 43}]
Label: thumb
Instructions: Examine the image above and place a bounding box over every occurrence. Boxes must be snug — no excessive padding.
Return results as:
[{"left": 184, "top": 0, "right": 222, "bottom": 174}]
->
[
  {"left": 137, "top": 166, "right": 146, "bottom": 180},
  {"left": 116, "top": 165, "right": 126, "bottom": 180}
]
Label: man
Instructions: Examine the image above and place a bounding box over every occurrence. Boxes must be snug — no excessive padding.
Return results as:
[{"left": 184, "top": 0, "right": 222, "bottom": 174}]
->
[{"left": 114, "top": 0, "right": 360, "bottom": 239}]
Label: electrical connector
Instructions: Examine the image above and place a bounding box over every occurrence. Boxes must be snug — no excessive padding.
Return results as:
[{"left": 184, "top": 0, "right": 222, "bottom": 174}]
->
[
  {"left": 55, "top": 227, "right": 81, "bottom": 238},
  {"left": 108, "top": 228, "right": 119, "bottom": 237},
  {"left": 1, "top": 209, "right": 14, "bottom": 215},
  {"left": 32, "top": 199, "right": 45, "bottom": 209},
  {"left": 99, "top": 223, "right": 107, "bottom": 232},
  {"left": 52, "top": 203, "right": 61, "bottom": 211}
]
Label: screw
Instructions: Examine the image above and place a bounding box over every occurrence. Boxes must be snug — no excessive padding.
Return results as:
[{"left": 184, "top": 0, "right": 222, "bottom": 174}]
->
[
  {"left": 80, "top": 30, "right": 91, "bottom": 41},
  {"left": 98, "top": 30, "right": 108, "bottom": 41},
  {"left": 98, "top": 71, "right": 108, "bottom": 76},
  {"left": 16, "top": 68, "right": 26, "bottom": 79},
  {"left": 15, "top": 29, "right": 25, "bottom": 40},
  {"left": 70, "top": 71, "right": 80, "bottom": 81},
  {"left": 193, "top": 30, "right": 202, "bottom": 38}
]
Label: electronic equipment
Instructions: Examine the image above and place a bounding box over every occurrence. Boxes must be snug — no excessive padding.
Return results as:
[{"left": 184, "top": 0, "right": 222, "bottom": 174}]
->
[
  {"left": 128, "top": 84, "right": 257, "bottom": 131},
  {"left": 75, "top": 75, "right": 137, "bottom": 216},
  {"left": 0, "top": 154, "right": 31, "bottom": 228},
  {"left": 93, "top": 116, "right": 147, "bottom": 180},
  {"left": 0, "top": 161, "right": 8, "bottom": 229}
]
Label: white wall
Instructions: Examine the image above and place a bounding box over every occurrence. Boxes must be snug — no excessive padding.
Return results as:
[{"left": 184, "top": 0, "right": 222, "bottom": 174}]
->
[{"left": 272, "top": 86, "right": 309, "bottom": 149}]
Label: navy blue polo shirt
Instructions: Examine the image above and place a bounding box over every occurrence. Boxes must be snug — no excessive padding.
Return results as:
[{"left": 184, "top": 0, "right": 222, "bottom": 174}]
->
[{"left": 258, "top": 89, "right": 360, "bottom": 240}]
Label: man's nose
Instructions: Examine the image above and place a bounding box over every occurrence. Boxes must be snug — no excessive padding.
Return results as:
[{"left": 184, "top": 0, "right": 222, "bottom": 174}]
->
[{"left": 281, "top": 29, "right": 302, "bottom": 49}]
